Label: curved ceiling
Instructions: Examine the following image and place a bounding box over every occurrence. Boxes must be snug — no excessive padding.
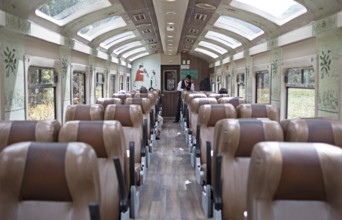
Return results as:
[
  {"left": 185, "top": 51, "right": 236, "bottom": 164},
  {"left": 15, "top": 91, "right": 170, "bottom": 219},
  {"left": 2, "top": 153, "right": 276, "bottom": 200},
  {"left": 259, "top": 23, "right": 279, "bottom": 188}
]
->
[{"left": 1, "top": 0, "right": 342, "bottom": 64}]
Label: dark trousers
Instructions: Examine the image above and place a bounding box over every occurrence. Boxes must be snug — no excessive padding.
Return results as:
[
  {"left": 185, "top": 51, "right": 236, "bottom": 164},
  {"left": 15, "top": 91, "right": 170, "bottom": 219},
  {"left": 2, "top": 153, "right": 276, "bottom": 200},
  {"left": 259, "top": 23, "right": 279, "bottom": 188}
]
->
[{"left": 175, "top": 95, "right": 182, "bottom": 121}]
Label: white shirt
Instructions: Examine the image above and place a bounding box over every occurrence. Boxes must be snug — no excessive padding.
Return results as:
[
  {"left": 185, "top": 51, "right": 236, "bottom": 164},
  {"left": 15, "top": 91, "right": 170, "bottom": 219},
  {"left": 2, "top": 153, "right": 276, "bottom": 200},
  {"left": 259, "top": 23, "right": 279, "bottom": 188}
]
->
[{"left": 177, "top": 80, "right": 194, "bottom": 91}]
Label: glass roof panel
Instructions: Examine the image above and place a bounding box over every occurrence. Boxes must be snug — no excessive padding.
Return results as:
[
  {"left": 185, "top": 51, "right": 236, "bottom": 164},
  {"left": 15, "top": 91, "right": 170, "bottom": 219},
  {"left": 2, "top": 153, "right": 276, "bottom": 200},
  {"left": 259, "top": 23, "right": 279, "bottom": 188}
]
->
[
  {"left": 205, "top": 31, "right": 242, "bottom": 49},
  {"left": 194, "top": 48, "right": 219, "bottom": 59},
  {"left": 36, "top": 0, "right": 109, "bottom": 25},
  {"left": 198, "top": 41, "right": 228, "bottom": 55},
  {"left": 100, "top": 31, "right": 136, "bottom": 50},
  {"left": 78, "top": 16, "right": 126, "bottom": 41},
  {"left": 129, "top": 52, "right": 150, "bottom": 62},
  {"left": 214, "top": 16, "right": 264, "bottom": 41},
  {"left": 231, "top": 0, "right": 307, "bottom": 26},
  {"left": 113, "top": 41, "right": 143, "bottom": 55},
  {"left": 122, "top": 47, "right": 147, "bottom": 59}
]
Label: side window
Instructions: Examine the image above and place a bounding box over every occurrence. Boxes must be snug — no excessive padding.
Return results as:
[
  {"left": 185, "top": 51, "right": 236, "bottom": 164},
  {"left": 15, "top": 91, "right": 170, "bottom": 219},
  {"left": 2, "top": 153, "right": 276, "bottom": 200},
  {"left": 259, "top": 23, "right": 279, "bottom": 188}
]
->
[
  {"left": 73, "top": 72, "right": 86, "bottom": 104},
  {"left": 96, "top": 72, "right": 104, "bottom": 99},
  {"left": 109, "top": 74, "right": 116, "bottom": 96},
  {"left": 255, "top": 70, "right": 270, "bottom": 103},
  {"left": 126, "top": 75, "right": 130, "bottom": 91},
  {"left": 27, "top": 66, "right": 56, "bottom": 120},
  {"left": 285, "top": 67, "right": 315, "bottom": 119},
  {"left": 237, "top": 73, "right": 245, "bottom": 98},
  {"left": 119, "top": 75, "right": 124, "bottom": 90}
]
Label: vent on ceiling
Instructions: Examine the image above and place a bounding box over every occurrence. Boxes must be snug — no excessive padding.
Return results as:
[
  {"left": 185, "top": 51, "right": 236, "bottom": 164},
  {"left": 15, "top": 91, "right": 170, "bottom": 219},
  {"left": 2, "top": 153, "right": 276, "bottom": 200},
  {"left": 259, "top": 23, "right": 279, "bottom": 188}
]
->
[
  {"left": 189, "top": 28, "right": 199, "bottom": 34},
  {"left": 186, "top": 38, "right": 194, "bottom": 43},
  {"left": 150, "top": 44, "right": 157, "bottom": 49},
  {"left": 142, "top": 29, "right": 152, "bottom": 34},
  {"left": 147, "top": 38, "right": 156, "bottom": 44},
  {"left": 134, "top": 13, "right": 146, "bottom": 21},
  {"left": 194, "top": 13, "right": 207, "bottom": 21}
]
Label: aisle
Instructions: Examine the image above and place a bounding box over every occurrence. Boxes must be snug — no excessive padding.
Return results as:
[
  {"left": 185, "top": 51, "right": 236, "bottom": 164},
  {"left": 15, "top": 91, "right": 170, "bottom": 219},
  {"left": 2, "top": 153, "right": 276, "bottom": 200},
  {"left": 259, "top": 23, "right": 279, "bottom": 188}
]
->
[{"left": 136, "top": 118, "right": 209, "bottom": 220}]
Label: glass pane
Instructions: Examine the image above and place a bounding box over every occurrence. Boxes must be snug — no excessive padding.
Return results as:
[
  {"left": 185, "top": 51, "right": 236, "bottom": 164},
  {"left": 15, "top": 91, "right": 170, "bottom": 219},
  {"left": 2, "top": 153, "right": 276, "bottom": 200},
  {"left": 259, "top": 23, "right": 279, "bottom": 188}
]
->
[
  {"left": 96, "top": 85, "right": 103, "bottom": 99},
  {"left": 113, "top": 41, "right": 142, "bottom": 55},
  {"left": 287, "top": 88, "right": 315, "bottom": 119},
  {"left": 28, "top": 66, "right": 56, "bottom": 120},
  {"left": 129, "top": 52, "right": 149, "bottom": 62},
  {"left": 237, "top": 73, "right": 245, "bottom": 98},
  {"left": 73, "top": 72, "right": 86, "bottom": 104},
  {"left": 37, "top": 0, "right": 107, "bottom": 23},
  {"left": 256, "top": 71, "right": 270, "bottom": 103},
  {"left": 122, "top": 47, "right": 147, "bottom": 59},
  {"left": 126, "top": 76, "right": 130, "bottom": 91},
  {"left": 164, "top": 70, "right": 176, "bottom": 91},
  {"left": 198, "top": 41, "right": 228, "bottom": 54},
  {"left": 214, "top": 16, "right": 264, "bottom": 41},
  {"left": 109, "top": 75, "right": 116, "bottom": 96},
  {"left": 194, "top": 48, "right": 219, "bottom": 59},
  {"left": 205, "top": 31, "right": 242, "bottom": 49},
  {"left": 100, "top": 31, "right": 136, "bottom": 50},
  {"left": 287, "top": 67, "right": 314, "bottom": 87},
  {"left": 231, "top": 0, "right": 307, "bottom": 25},
  {"left": 78, "top": 16, "right": 126, "bottom": 41}
]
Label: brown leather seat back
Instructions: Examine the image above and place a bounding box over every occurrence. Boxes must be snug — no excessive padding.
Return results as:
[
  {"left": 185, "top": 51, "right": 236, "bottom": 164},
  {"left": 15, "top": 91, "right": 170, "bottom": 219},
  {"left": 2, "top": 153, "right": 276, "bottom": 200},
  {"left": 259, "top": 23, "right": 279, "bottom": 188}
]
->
[
  {"left": 96, "top": 98, "right": 122, "bottom": 110},
  {"left": 208, "top": 93, "right": 229, "bottom": 100},
  {"left": 189, "top": 98, "right": 217, "bottom": 138},
  {"left": 112, "top": 93, "right": 132, "bottom": 103},
  {"left": 104, "top": 104, "right": 143, "bottom": 164},
  {"left": 0, "top": 120, "right": 61, "bottom": 151},
  {"left": 0, "top": 141, "right": 100, "bottom": 220},
  {"left": 248, "top": 142, "right": 342, "bottom": 220},
  {"left": 58, "top": 120, "right": 127, "bottom": 220},
  {"left": 283, "top": 118, "right": 342, "bottom": 147},
  {"left": 198, "top": 104, "right": 236, "bottom": 168},
  {"left": 212, "top": 119, "right": 283, "bottom": 220},
  {"left": 237, "top": 103, "right": 278, "bottom": 121},
  {"left": 218, "top": 97, "right": 246, "bottom": 108},
  {"left": 64, "top": 104, "right": 104, "bottom": 122}
]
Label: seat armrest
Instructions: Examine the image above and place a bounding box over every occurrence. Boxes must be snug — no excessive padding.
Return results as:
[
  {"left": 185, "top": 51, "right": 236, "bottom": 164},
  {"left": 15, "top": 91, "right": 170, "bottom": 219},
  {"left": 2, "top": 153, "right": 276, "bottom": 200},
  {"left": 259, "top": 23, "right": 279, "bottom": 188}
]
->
[
  {"left": 206, "top": 141, "right": 211, "bottom": 185},
  {"left": 214, "top": 154, "right": 223, "bottom": 210},
  {"left": 113, "top": 157, "right": 129, "bottom": 213},
  {"left": 89, "top": 203, "right": 101, "bottom": 220}
]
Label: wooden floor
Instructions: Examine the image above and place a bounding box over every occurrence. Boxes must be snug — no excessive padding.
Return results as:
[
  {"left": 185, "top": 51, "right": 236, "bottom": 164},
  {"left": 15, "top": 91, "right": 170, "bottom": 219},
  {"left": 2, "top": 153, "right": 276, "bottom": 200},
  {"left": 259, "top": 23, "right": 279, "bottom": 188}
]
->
[{"left": 137, "top": 118, "right": 210, "bottom": 220}]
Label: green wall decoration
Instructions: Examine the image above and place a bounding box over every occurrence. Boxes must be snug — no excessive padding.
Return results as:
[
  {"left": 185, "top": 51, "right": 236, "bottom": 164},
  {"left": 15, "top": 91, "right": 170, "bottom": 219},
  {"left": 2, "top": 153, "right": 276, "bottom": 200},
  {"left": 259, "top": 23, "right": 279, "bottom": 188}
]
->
[
  {"left": 4, "top": 46, "right": 17, "bottom": 77},
  {"left": 319, "top": 50, "right": 331, "bottom": 79}
]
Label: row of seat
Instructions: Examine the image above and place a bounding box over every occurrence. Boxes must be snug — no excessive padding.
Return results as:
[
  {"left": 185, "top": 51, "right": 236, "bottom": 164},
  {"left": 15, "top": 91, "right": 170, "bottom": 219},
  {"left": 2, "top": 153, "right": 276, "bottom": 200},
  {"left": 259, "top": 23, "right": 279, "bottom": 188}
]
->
[{"left": 0, "top": 90, "right": 161, "bottom": 220}]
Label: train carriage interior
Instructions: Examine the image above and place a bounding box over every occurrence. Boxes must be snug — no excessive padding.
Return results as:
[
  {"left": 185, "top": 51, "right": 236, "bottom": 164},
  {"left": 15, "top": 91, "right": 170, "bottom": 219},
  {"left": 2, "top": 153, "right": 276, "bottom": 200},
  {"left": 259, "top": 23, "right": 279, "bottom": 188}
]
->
[{"left": 1, "top": 0, "right": 342, "bottom": 219}]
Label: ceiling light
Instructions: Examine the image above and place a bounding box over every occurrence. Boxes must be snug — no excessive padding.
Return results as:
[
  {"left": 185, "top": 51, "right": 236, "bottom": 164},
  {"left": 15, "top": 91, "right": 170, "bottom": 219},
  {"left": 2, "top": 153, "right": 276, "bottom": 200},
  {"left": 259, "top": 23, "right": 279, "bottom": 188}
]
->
[
  {"left": 167, "top": 35, "right": 173, "bottom": 38},
  {"left": 166, "top": 12, "right": 176, "bottom": 15},
  {"left": 195, "top": 3, "right": 217, "bottom": 10},
  {"left": 166, "top": 0, "right": 176, "bottom": 2}
]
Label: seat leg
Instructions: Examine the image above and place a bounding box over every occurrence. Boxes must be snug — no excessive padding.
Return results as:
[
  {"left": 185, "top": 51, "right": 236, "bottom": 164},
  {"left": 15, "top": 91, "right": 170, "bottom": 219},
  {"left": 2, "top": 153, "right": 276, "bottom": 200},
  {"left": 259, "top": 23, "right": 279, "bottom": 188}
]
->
[
  {"left": 130, "top": 185, "right": 140, "bottom": 219},
  {"left": 202, "top": 184, "right": 213, "bottom": 217}
]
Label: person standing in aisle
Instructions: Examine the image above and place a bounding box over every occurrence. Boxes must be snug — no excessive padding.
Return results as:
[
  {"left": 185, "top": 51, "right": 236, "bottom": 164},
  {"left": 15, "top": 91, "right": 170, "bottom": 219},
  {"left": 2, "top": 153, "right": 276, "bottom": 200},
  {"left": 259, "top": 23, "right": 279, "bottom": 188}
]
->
[{"left": 173, "top": 74, "right": 194, "bottom": 123}]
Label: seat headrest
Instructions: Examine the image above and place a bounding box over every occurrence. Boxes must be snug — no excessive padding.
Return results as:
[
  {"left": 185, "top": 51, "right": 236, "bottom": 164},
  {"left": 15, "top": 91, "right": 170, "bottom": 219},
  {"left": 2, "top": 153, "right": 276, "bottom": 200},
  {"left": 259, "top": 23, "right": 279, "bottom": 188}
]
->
[
  {"left": 190, "top": 97, "right": 218, "bottom": 113},
  {"left": 0, "top": 120, "right": 61, "bottom": 151},
  {"left": 64, "top": 104, "right": 104, "bottom": 122},
  {"left": 59, "top": 120, "right": 126, "bottom": 159},
  {"left": 96, "top": 98, "right": 122, "bottom": 110},
  {"left": 0, "top": 142, "right": 99, "bottom": 202},
  {"left": 124, "top": 97, "right": 150, "bottom": 114},
  {"left": 214, "top": 119, "right": 283, "bottom": 157},
  {"left": 283, "top": 118, "right": 342, "bottom": 147},
  {"left": 104, "top": 104, "right": 143, "bottom": 127},
  {"left": 217, "top": 97, "right": 246, "bottom": 108},
  {"left": 237, "top": 104, "right": 278, "bottom": 121},
  {"left": 198, "top": 104, "right": 236, "bottom": 127}
]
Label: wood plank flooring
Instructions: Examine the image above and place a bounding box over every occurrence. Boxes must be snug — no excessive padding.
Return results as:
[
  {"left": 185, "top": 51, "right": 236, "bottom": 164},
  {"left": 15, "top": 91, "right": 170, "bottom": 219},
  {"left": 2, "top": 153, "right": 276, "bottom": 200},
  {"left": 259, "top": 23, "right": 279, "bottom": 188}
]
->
[{"left": 136, "top": 118, "right": 210, "bottom": 220}]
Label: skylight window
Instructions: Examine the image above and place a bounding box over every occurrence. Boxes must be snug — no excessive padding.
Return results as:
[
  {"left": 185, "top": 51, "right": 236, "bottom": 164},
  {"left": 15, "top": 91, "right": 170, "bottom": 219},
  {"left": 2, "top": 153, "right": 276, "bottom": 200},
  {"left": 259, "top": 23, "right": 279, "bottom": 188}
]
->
[
  {"left": 214, "top": 16, "right": 264, "bottom": 41},
  {"left": 231, "top": 0, "right": 307, "bottom": 26},
  {"left": 78, "top": 16, "right": 126, "bottom": 41},
  {"left": 100, "top": 32, "right": 136, "bottom": 50},
  {"left": 113, "top": 41, "right": 143, "bottom": 55},
  {"left": 36, "top": 0, "right": 110, "bottom": 26},
  {"left": 122, "top": 47, "right": 147, "bottom": 59},
  {"left": 198, "top": 41, "right": 228, "bottom": 55},
  {"left": 129, "top": 52, "right": 150, "bottom": 62},
  {"left": 194, "top": 48, "right": 219, "bottom": 59},
  {"left": 205, "top": 31, "right": 242, "bottom": 49}
]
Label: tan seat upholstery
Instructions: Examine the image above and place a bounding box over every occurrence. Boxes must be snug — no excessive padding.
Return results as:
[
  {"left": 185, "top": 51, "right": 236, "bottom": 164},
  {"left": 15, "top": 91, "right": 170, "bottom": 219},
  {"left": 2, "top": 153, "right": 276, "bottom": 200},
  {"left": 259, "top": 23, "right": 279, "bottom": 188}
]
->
[
  {"left": 64, "top": 104, "right": 104, "bottom": 122},
  {"left": 197, "top": 103, "right": 236, "bottom": 184},
  {"left": 0, "top": 142, "right": 100, "bottom": 220},
  {"left": 96, "top": 97, "right": 122, "bottom": 110},
  {"left": 104, "top": 104, "right": 145, "bottom": 185},
  {"left": 282, "top": 118, "right": 342, "bottom": 146},
  {"left": 247, "top": 142, "right": 342, "bottom": 220},
  {"left": 237, "top": 103, "right": 278, "bottom": 121},
  {"left": 218, "top": 97, "right": 246, "bottom": 108},
  {"left": 0, "top": 120, "right": 61, "bottom": 151},
  {"left": 212, "top": 119, "right": 284, "bottom": 220},
  {"left": 58, "top": 120, "right": 128, "bottom": 220},
  {"left": 112, "top": 93, "right": 132, "bottom": 103}
]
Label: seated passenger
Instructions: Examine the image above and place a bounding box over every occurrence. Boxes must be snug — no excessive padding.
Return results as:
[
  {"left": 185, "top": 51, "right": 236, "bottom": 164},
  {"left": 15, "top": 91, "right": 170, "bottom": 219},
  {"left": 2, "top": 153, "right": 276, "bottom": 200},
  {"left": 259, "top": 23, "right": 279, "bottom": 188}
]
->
[{"left": 218, "top": 88, "right": 228, "bottom": 94}]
